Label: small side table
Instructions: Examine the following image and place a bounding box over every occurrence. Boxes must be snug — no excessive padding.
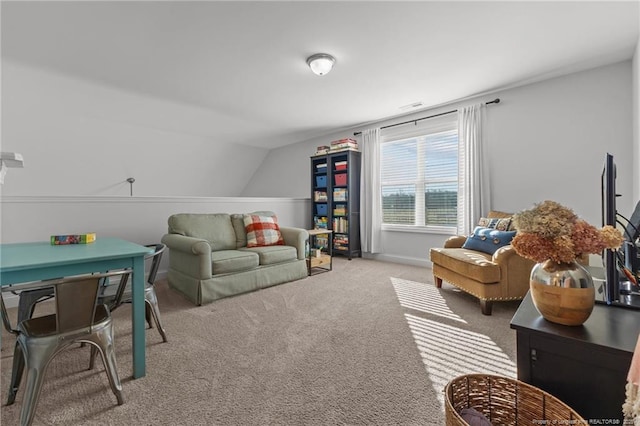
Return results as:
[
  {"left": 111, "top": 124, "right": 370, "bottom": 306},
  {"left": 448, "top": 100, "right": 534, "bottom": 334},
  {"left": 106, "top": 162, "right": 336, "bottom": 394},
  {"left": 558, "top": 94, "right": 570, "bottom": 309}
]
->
[{"left": 307, "top": 229, "right": 333, "bottom": 275}]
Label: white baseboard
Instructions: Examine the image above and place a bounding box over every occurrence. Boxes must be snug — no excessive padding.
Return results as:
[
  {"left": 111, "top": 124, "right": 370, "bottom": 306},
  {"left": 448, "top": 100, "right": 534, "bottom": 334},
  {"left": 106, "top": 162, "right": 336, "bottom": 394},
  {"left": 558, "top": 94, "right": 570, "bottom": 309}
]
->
[{"left": 362, "top": 252, "right": 433, "bottom": 269}]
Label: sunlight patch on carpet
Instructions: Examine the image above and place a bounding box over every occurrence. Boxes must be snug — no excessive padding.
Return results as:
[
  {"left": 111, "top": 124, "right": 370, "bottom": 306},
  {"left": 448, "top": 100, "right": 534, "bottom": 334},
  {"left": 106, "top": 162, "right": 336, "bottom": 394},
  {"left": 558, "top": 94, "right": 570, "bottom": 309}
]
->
[
  {"left": 404, "top": 313, "right": 517, "bottom": 408},
  {"left": 391, "top": 277, "right": 466, "bottom": 323}
]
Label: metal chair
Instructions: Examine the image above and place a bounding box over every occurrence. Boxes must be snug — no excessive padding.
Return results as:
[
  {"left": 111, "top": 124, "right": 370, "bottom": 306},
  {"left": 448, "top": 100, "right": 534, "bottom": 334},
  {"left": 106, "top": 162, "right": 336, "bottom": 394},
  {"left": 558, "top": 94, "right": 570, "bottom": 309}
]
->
[
  {"left": 0, "top": 271, "right": 130, "bottom": 426},
  {"left": 96, "top": 243, "right": 167, "bottom": 342},
  {"left": 12, "top": 286, "right": 55, "bottom": 325}
]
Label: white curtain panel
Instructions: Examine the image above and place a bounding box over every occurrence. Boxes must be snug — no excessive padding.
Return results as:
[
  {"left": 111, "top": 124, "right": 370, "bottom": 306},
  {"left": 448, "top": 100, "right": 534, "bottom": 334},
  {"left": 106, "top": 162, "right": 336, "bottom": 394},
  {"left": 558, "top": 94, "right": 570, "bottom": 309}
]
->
[
  {"left": 457, "top": 103, "right": 491, "bottom": 236},
  {"left": 360, "top": 128, "right": 383, "bottom": 253}
]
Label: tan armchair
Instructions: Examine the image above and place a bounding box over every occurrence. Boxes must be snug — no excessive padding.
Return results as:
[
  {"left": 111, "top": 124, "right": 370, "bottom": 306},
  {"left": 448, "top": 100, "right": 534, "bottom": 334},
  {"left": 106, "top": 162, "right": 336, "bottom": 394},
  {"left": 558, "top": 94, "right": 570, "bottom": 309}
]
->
[{"left": 429, "top": 211, "right": 535, "bottom": 315}]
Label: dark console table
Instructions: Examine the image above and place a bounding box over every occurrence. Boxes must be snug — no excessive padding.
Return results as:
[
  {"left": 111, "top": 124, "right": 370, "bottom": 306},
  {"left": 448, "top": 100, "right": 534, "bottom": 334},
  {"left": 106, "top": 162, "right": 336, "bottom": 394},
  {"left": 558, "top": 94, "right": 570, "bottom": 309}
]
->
[{"left": 511, "top": 292, "right": 640, "bottom": 421}]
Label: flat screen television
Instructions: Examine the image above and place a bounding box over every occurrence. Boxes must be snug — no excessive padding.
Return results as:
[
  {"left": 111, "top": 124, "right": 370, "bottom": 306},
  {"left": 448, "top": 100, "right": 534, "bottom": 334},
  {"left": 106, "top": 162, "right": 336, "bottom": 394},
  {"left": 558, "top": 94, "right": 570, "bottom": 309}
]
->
[{"left": 602, "top": 153, "right": 618, "bottom": 304}]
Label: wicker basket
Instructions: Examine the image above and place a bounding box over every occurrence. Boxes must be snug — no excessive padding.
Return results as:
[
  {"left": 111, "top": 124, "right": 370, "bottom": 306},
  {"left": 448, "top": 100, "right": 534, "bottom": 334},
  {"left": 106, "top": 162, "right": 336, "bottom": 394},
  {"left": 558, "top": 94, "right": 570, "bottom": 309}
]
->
[{"left": 444, "top": 374, "right": 585, "bottom": 425}]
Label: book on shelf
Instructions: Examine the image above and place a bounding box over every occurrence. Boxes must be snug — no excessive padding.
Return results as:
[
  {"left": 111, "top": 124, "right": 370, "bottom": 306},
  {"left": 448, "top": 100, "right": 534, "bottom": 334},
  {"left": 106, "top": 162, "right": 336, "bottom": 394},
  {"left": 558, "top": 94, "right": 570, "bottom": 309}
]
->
[
  {"left": 332, "top": 217, "right": 348, "bottom": 233},
  {"left": 330, "top": 144, "right": 358, "bottom": 152},
  {"left": 333, "top": 188, "right": 347, "bottom": 201},
  {"left": 330, "top": 147, "right": 359, "bottom": 153},
  {"left": 330, "top": 138, "right": 358, "bottom": 152},
  {"left": 331, "top": 138, "right": 357, "bottom": 146},
  {"left": 333, "top": 234, "right": 349, "bottom": 250},
  {"left": 314, "top": 139, "right": 358, "bottom": 155},
  {"left": 314, "top": 191, "right": 327, "bottom": 201},
  {"left": 314, "top": 216, "right": 328, "bottom": 229},
  {"left": 333, "top": 207, "right": 346, "bottom": 216},
  {"left": 314, "top": 145, "right": 330, "bottom": 155}
]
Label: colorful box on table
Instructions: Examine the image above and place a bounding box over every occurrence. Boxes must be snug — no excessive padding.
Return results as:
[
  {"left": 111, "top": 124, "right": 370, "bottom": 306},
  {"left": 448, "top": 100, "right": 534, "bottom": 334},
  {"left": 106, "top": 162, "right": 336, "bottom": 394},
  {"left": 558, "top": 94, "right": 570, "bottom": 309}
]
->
[{"left": 51, "top": 233, "right": 97, "bottom": 245}]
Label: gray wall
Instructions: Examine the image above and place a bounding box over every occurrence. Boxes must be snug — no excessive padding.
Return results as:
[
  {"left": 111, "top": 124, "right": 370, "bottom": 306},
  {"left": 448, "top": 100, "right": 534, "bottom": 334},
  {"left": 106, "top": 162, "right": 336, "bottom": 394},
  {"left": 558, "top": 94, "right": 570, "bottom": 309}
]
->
[
  {"left": 0, "top": 60, "right": 269, "bottom": 197},
  {"left": 243, "top": 61, "right": 635, "bottom": 266}
]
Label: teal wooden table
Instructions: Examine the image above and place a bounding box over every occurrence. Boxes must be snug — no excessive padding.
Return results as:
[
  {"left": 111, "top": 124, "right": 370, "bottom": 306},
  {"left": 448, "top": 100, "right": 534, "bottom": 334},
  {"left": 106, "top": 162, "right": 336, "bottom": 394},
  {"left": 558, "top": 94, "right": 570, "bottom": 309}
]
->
[{"left": 0, "top": 238, "right": 153, "bottom": 378}]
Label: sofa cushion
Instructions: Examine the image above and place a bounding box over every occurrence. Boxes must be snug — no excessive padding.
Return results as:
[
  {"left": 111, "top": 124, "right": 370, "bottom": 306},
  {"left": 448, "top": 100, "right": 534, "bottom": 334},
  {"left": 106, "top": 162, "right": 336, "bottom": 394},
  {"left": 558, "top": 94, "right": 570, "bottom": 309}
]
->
[
  {"left": 462, "top": 226, "right": 516, "bottom": 255},
  {"left": 244, "top": 214, "right": 285, "bottom": 247},
  {"left": 231, "top": 214, "right": 247, "bottom": 248},
  {"left": 168, "top": 213, "right": 236, "bottom": 251},
  {"left": 239, "top": 245, "right": 297, "bottom": 266},
  {"left": 211, "top": 250, "right": 259, "bottom": 275},
  {"left": 430, "top": 247, "right": 501, "bottom": 283}
]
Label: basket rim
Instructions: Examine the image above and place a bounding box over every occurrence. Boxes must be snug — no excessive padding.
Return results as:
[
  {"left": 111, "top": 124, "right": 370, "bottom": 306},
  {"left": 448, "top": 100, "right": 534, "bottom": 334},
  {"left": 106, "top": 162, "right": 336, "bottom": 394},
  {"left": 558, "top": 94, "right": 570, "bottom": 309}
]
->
[{"left": 443, "top": 373, "right": 585, "bottom": 422}]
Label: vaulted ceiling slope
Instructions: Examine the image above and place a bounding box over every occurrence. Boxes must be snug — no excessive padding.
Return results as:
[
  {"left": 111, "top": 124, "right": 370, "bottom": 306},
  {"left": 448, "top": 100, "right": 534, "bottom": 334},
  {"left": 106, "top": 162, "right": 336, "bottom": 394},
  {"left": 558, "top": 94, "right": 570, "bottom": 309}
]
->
[{"left": 2, "top": 1, "right": 639, "bottom": 149}]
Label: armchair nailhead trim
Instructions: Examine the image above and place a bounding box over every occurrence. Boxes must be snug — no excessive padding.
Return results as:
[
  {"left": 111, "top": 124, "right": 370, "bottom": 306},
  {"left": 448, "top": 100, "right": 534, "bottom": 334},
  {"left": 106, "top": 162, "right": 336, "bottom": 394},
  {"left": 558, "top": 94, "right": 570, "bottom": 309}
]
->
[{"left": 433, "top": 274, "right": 524, "bottom": 302}]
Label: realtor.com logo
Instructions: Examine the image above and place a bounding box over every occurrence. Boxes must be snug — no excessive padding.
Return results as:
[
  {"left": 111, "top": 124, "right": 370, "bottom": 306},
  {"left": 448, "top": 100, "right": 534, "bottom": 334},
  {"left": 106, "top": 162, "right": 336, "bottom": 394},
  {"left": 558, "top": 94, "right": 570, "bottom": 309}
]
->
[{"left": 533, "top": 420, "right": 623, "bottom": 425}]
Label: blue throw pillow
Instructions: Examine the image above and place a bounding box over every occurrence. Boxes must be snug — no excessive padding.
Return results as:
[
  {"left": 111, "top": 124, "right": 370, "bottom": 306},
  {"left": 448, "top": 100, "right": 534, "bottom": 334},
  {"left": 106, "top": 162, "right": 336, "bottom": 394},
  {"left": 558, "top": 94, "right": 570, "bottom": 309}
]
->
[{"left": 462, "top": 226, "right": 516, "bottom": 255}]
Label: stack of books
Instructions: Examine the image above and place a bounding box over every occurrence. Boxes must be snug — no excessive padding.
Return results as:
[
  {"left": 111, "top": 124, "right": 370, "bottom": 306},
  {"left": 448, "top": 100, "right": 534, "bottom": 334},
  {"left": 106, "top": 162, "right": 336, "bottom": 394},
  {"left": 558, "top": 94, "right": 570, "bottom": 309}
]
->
[
  {"left": 314, "top": 145, "right": 330, "bottom": 155},
  {"left": 314, "top": 216, "right": 328, "bottom": 229},
  {"left": 313, "top": 139, "right": 359, "bottom": 156},
  {"left": 333, "top": 234, "right": 349, "bottom": 250},
  {"left": 333, "top": 205, "right": 346, "bottom": 216},
  {"left": 333, "top": 188, "right": 347, "bottom": 202},
  {"left": 330, "top": 138, "right": 358, "bottom": 152},
  {"left": 314, "top": 191, "right": 327, "bottom": 202}
]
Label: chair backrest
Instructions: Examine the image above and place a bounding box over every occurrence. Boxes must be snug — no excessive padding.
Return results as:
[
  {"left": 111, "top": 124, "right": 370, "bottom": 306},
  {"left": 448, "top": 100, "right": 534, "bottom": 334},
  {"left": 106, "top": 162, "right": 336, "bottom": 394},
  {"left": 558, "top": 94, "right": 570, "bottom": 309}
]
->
[
  {"left": 94, "top": 246, "right": 160, "bottom": 309},
  {"left": 145, "top": 243, "right": 166, "bottom": 286},
  {"left": 53, "top": 271, "right": 131, "bottom": 333},
  {"left": 1, "top": 271, "right": 131, "bottom": 335},
  {"left": 54, "top": 275, "right": 101, "bottom": 333}
]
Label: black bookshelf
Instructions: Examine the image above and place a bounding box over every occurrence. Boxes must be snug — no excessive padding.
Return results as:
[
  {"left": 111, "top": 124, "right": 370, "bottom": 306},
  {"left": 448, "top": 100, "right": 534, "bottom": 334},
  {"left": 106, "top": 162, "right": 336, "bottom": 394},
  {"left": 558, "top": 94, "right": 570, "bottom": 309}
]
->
[{"left": 311, "top": 150, "right": 361, "bottom": 259}]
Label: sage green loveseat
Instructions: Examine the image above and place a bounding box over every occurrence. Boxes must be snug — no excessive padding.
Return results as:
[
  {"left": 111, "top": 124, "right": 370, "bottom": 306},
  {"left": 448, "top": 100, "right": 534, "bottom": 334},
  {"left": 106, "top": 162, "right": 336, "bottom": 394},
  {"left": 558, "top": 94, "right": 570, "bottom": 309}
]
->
[{"left": 161, "top": 212, "right": 308, "bottom": 305}]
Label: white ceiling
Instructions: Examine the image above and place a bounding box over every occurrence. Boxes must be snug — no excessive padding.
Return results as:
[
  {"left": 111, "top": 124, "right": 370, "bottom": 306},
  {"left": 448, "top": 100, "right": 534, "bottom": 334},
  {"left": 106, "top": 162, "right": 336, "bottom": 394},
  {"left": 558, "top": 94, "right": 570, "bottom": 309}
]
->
[{"left": 2, "top": 1, "right": 639, "bottom": 149}]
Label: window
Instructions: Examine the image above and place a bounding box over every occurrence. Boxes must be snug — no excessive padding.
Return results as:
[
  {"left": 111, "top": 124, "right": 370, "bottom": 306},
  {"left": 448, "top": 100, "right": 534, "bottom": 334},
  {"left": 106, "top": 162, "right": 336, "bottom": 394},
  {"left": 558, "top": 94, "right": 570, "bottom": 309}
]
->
[{"left": 380, "top": 115, "right": 458, "bottom": 229}]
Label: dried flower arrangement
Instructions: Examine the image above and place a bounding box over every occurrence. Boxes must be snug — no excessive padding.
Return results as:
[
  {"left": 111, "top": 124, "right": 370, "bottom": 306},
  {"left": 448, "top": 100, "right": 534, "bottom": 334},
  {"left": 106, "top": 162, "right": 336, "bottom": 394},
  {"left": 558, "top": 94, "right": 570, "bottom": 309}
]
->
[{"left": 511, "top": 200, "right": 624, "bottom": 264}]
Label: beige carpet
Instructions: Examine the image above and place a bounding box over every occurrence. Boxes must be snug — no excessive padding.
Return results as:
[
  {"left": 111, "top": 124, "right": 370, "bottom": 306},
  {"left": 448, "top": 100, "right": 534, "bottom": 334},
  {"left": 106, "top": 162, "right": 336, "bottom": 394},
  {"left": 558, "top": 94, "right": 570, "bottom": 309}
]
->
[{"left": 1, "top": 258, "right": 520, "bottom": 425}]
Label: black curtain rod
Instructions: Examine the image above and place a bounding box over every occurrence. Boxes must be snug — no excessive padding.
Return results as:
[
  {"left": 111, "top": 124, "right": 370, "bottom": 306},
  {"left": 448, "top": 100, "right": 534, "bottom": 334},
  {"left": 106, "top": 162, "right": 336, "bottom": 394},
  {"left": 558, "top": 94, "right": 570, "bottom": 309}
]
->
[{"left": 353, "top": 98, "right": 500, "bottom": 136}]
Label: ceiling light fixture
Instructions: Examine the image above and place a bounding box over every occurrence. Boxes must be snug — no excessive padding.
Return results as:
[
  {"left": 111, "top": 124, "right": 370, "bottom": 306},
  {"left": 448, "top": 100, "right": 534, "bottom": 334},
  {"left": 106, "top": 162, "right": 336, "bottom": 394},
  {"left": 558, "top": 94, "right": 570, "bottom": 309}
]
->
[{"left": 306, "top": 53, "right": 336, "bottom": 76}]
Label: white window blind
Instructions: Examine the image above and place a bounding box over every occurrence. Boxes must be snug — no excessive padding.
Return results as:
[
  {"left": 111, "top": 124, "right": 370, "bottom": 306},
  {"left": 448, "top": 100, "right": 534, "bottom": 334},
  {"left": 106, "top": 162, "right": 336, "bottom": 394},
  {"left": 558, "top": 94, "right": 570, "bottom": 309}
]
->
[{"left": 380, "top": 114, "right": 458, "bottom": 228}]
